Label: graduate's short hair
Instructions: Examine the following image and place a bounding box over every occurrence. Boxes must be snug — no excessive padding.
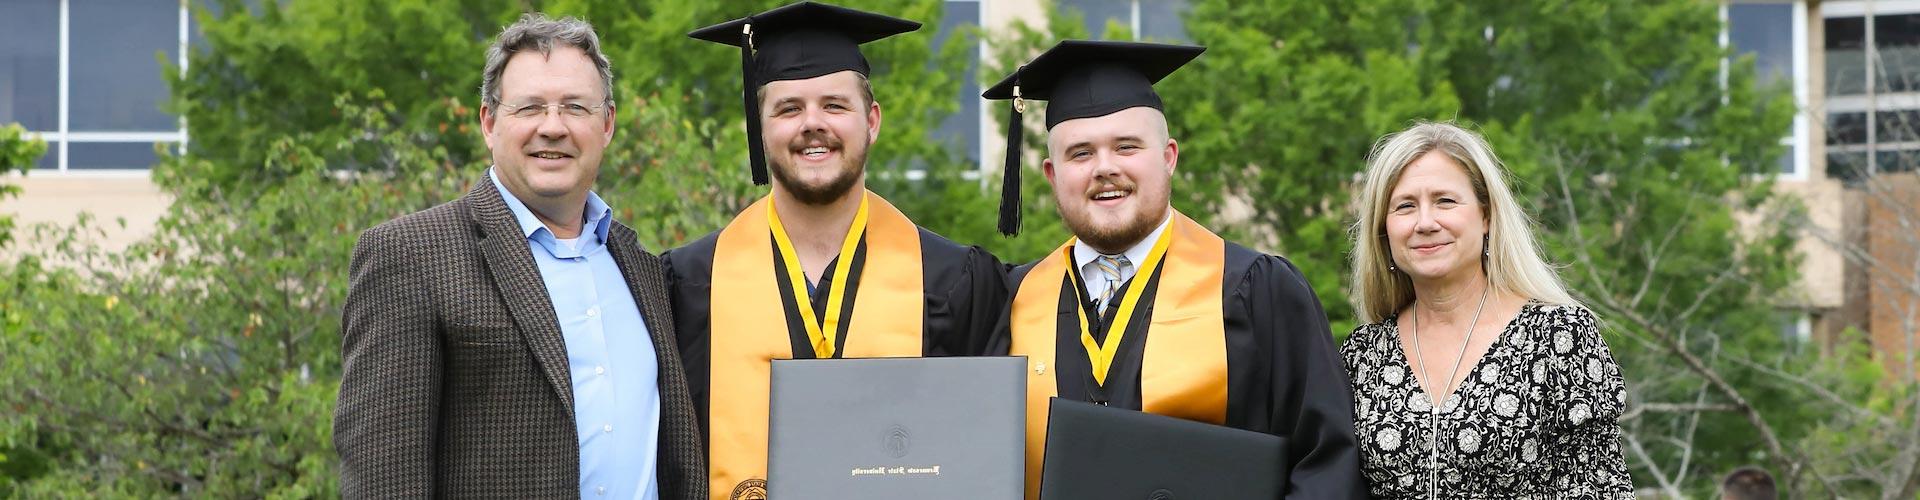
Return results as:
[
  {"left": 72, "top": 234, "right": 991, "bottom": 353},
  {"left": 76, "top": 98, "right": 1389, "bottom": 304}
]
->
[
  {"left": 480, "top": 13, "right": 615, "bottom": 112},
  {"left": 1348, "top": 121, "right": 1576, "bottom": 324}
]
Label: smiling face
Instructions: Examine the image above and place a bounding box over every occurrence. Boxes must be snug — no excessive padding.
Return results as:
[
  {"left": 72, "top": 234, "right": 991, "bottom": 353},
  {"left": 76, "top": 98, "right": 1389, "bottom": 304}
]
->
[
  {"left": 480, "top": 45, "right": 614, "bottom": 204},
  {"left": 1384, "top": 150, "right": 1489, "bottom": 285},
  {"left": 759, "top": 70, "right": 880, "bottom": 206},
  {"left": 1042, "top": 106, "right": 1177, "bottom": 254}
]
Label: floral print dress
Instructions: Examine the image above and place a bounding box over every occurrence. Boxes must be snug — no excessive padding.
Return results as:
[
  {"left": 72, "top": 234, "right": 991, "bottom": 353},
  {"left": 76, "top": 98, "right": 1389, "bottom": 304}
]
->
[{"left": 1340, "top": 302, "right": 1632, "bottom": 499}]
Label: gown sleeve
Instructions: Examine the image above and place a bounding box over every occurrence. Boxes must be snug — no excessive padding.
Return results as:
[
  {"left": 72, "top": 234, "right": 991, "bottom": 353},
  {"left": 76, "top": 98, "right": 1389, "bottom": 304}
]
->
[
  {"left": 1242, "top": 255, "right": 1370, "bottom": 499},
  {"left": 924, "top": 244, "right": 1011, "bottom": 357},
  {"left": 660, "top": 235, "right": 717, "bottom": 429}
]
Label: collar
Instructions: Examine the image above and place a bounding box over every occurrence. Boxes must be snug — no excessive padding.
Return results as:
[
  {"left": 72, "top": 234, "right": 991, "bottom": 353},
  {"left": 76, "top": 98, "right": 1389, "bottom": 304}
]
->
[
  {"left": 488, "top": 167, "right": 612, "bottom": 243},
  {"left": 1073, "top": 210, "right": 1173, "bottom": 271}
]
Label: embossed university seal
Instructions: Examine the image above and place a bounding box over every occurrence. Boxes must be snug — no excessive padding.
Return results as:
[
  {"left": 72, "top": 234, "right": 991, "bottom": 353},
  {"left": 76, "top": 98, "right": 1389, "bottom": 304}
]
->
[
  {"left": 884, "top": 425, "right": 912, "bottom": 458},
  {"left": 729, "top": 478, "right": 767, "bottom": 500}
]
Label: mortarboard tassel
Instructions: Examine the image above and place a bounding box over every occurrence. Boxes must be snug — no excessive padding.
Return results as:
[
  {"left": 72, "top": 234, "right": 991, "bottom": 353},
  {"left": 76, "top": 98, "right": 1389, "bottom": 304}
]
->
[
  {"left": 742, "top": 22, "right": 768, "bottom": 185},
  {"left": 997, "top": 76, "right": 1025, "bottom": 236}
]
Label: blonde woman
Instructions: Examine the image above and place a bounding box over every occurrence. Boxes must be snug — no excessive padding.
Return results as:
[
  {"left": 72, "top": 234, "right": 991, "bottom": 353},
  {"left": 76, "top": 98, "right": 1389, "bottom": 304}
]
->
[{"left": 1341, "top": 122, "right": 1630, "bottom": 498}]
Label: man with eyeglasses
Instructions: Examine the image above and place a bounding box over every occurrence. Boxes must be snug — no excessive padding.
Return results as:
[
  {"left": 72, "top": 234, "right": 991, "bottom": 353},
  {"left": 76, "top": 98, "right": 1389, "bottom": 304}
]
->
[{"left": 335, "top": 13, "right": 704, "bottom": 499}]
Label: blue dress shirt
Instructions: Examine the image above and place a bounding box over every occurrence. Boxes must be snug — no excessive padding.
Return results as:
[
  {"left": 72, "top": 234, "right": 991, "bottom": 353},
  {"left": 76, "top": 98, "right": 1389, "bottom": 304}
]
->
[{"left": 490, "top": 169, "right": 661, "bottom": 500}]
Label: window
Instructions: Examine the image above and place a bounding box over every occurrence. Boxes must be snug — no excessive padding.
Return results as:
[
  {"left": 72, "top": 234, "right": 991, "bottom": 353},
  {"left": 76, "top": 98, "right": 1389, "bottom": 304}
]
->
[
  {"left": 936, "top": 0, "right": 982, "bottom": 169},
  {"left": 1824, "top": 1, "right": 1920, "bottom": 183},
  {"left": 72, "top": 1, "right": 179, "bottom": 132},
  {"left": 0, "top": 0, "right": 61, "bottom": 169},
  {"left": 1725, "top": 1, "right": 1809, "bottom": 179},
  {"left": 1778, "top": 310, "right": 1813, "bottom": 350},
  {"left": 1731, "top": 4, "right": 1794, "bottom": 84},
  {"left": 1137, "top": 0, "right": 1191, "bottom": 42},
  {"left": 0, "top": 0, "right": 190, "bottom": 172},
  {"left": 1059, "top": 0, "right": 1191, "bottom": 42}
]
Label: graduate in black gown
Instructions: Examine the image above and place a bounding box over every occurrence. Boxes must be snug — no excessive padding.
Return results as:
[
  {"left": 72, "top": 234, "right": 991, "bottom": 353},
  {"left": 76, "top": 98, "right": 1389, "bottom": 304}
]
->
[
  {"left": 665, "top": 3, "right": 1007, "bottom": 498},
  {"left": 982, "top": 40, "right": 1367, "bottom": 499}
]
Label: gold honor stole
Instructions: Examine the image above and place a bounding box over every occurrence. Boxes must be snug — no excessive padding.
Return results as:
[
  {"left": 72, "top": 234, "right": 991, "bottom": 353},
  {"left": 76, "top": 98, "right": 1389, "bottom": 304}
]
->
[
  {"left": 1008, "top": 211, "right": 1229, "bottom": 500},
  {"left": 707, "top": 190, "right": 924, "bottom": 500}
]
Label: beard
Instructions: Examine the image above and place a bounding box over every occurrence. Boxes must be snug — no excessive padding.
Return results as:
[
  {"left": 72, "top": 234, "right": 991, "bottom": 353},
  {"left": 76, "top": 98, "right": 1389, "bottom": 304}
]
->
[
  {"left": 768, "top": 130, "right": 867, "bottom": 206},
  {"left": 1058, "top": 179, "right": 1168, "bottom": 254}
]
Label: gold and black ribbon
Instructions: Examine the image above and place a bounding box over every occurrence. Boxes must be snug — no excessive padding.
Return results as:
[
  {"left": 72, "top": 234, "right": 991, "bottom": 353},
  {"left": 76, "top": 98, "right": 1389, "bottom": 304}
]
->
[
  {"left": 767, "top": 195, "right": 870, "bottom": 358},
  {"left": 1063, "top": 227, "right": 1172, "bottom": 387}
]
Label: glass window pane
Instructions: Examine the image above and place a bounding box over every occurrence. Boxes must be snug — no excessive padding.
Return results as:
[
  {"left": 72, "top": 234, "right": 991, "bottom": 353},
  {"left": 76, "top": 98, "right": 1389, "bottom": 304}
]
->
[
  {"left": 71, "top": 0, "right": 181, "bottom": 132},
  {"left": 1060, "top": 0, "right": 1132, "bottom": 39},
  {"left": 1877, "top": 14, "right": 1920, "bottom": 92},
  {"left": 1879, "top": 109, "right": 1920, "bottom": 143},
  {"left": 1882, "top": 148, "right": 1920, "bottom": 175},
  {"left": 30, "top": 142, "right": 59, "bottom": 171},
  {"left": 1828, "top": 151, "right": 1868, "bottom": 183},
  {"left": 1827, "top": 17, "right": 1866, "bottom": 96},
  {"left": 1139, "top": 0, "right": 1190, "bottom": 43},
  {"left": 1728, "top": 4, "right": 1792, "bottom": 86},
  {"left": 1777, "top": 144, "right": 1796, "bottom": 175},
  {"left": 1777, "top": 311, "right": 1809, "bottom": 347},
  {"left": 68, "top": 141, "right": 164, "bottom": 170},
  {"left": 936, "top": 1, "right": 981, "bottom": 165},
  {"left": 1828, "top": 111, "right": 1867, "bottom": 145},
  {"left": 0, "top": 0, "right": 61, "bottom": 131},
  {"left": 1828, "top": 148, "right": 1920, "bottom": 184}
]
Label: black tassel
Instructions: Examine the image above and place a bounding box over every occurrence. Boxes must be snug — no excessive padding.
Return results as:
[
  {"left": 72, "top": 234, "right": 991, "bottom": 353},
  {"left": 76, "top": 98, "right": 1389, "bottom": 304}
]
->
[
  {"left": 742, "top": 24, "right": 768, "bottom": 185},
  {"left": 997, "top": 81, "right": 1024, "bottom": 236}
]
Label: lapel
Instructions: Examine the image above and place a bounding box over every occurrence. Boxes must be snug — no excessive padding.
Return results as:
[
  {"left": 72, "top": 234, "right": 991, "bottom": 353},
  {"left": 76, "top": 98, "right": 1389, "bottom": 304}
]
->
[
  {"left": 607, "top": 214, "right": 706, "bottom": 497},
  {"left": 604, "top": 223, "right": 685, "bottom": 386},
  {"left": 604, "top": 224, "right": 665, "bottom": 354},
  {"left": 464, "top": 180, "right": 577, "bottom": 415}
]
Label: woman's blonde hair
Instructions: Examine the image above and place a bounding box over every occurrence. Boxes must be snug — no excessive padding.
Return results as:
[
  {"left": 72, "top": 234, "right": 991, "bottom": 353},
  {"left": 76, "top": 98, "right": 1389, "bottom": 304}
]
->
[{"left": 1348, "top": 122, "right": 1576, "bottom": 324}]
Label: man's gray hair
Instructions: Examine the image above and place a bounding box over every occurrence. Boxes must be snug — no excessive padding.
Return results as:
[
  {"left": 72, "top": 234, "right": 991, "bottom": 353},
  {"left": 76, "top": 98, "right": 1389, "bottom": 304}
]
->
[{"left": 479, "top": 13, "right": 614, "bottom": 111}]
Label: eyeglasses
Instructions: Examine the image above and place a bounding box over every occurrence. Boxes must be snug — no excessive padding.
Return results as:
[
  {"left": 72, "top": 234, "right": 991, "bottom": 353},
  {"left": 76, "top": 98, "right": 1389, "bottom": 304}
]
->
[{"left": 497, "top": 101, "right": 608, "bottom": 120}]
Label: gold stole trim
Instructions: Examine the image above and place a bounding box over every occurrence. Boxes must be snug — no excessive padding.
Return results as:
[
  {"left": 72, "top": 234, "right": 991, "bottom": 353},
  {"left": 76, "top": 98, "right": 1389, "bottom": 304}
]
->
[
  {"left": 707, "top": 191, "right": 924, "bottom": 499},
  {"left": 1008, "top": 211, "right": 1228, "bottom": 499}
]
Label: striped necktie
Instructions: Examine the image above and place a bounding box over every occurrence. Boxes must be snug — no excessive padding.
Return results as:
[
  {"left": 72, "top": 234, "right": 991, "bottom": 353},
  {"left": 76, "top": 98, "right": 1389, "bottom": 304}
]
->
[{"left": 1094, "top": 254, "right": 1129, "bottom": 314}]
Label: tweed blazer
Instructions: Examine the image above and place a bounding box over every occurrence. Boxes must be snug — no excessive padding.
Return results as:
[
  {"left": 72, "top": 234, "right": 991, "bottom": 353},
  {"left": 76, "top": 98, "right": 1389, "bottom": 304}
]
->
[{"left": 335, "top": 180, "right": 705, "bottom": 499}]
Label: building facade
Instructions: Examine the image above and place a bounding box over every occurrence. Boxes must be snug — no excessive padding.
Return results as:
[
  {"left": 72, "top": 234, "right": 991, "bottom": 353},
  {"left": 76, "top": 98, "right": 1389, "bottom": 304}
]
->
[
  {"left": 1728, "top": 0, "right": 1920, "bottom": 372},
  {"left": 0, "top": 0, "right": 191, "bottom": 252}
]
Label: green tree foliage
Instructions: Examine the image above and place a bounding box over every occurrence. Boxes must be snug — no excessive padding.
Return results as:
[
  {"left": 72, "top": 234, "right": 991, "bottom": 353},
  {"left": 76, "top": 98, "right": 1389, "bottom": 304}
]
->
[
  {"left": 0, "top": 123, "right": 48, "bottom": 496},
  {"left": 0, "top": 124, "right": 47, "bottom": 250},
  {"left": 0, "top": 0, "right": 1882, "bottom": 496}
]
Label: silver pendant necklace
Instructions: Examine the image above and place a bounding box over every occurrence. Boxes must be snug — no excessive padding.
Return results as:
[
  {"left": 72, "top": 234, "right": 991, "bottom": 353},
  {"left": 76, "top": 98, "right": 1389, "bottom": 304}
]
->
[{"left": 1409, "top": 283, "right": 1490, "bottom": 499}]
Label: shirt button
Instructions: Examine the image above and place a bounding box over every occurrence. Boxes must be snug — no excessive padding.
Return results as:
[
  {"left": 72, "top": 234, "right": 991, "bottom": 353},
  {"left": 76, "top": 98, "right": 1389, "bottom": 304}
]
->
[
  {"left": 595, "top": 366, "right": 606, "bottom": 375},
  {"left": 586, "top": 307, "right": 599, "bottom": 317},
  {"left": 596, "top": 486, "right": 606, "bottom": 495},
  {"left": 603, "top": 424, "right": 613, "bottom": 433}
]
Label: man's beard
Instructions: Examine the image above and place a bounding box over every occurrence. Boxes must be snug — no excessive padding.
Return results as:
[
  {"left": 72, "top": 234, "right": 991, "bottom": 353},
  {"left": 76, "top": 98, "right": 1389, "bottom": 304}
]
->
[
  {"left": 1059, "top": 181, "right": 1167, "bottom": 253},
  {"left": 769, "top": 131, "right": 867, "bottom": 206}
]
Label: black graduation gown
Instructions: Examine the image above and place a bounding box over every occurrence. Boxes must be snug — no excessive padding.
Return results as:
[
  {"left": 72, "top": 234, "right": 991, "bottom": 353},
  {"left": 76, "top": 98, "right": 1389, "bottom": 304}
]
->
[
  {"left": 986, "top": 241, "right": 1369, "bottom": 499},
  {"left": 663, "top": 226, "right": 1009, "bottom": 428}
]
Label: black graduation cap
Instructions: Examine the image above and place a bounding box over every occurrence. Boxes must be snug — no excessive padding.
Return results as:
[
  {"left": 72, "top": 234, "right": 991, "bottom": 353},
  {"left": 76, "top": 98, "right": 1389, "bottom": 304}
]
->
[
  {"left": 689, "top": 2, "right": 921, "bottom": 185},
  {"left": 981, "top": 40, "right": 1204, "bottom": 236}
]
